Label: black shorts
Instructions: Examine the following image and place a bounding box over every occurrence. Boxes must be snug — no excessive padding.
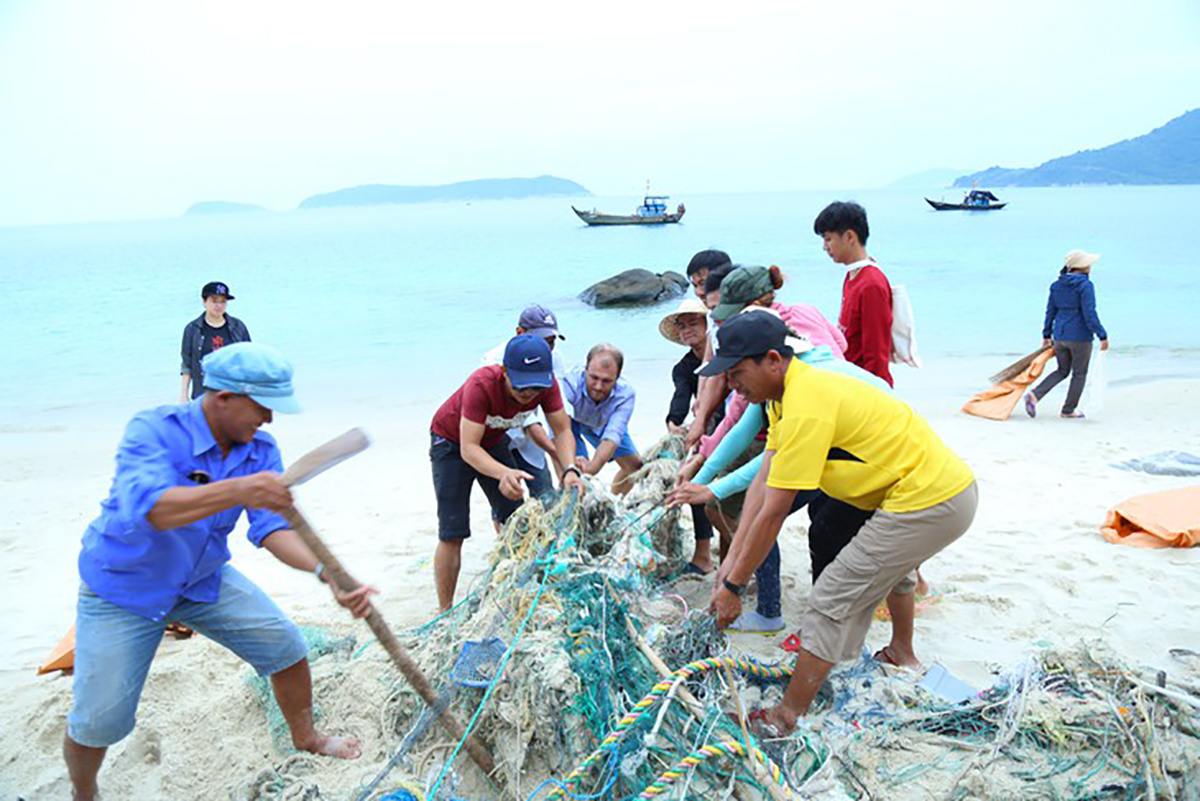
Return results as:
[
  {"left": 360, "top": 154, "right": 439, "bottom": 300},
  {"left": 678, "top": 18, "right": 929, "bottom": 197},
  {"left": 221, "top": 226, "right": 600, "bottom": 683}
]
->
[
  {"left": 430, "top": 434, "right": 522, "bottom": 542},
  {"left": 807, "top": 493, "right": 875, "bottom": 581}
]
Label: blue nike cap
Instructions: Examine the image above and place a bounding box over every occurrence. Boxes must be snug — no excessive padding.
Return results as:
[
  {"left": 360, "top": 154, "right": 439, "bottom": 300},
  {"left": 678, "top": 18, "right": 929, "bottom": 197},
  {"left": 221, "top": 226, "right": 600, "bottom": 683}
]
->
[
  {"left": 201, "top": 342, "right": 302, "bottom": 413},
  {"left": 503, "top": 334, "right": 555, "bottom": 389}
]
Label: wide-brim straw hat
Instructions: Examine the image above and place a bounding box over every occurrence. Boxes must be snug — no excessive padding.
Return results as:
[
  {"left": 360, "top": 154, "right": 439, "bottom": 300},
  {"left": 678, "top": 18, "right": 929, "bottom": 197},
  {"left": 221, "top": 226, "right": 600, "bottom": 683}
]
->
[{"left": 659, "top": 297, "right": 709, "bottom": 345}]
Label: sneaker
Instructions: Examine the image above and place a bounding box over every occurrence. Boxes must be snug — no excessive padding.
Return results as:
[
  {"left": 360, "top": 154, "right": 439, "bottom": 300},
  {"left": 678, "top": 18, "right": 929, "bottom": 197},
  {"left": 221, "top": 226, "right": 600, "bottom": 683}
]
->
[
  {"left": 1024, "top": 393, "right": 1037, "bottom": 418},
  {"left": 723, "top": 611, "right": 785, "bottom": 635}
]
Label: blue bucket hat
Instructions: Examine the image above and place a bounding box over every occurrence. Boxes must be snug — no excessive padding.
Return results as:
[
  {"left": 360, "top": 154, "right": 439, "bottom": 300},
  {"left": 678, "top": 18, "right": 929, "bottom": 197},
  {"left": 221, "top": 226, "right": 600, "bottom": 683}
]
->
[{"left": 201, "top": 343, "right": 301, "bottom": 413}]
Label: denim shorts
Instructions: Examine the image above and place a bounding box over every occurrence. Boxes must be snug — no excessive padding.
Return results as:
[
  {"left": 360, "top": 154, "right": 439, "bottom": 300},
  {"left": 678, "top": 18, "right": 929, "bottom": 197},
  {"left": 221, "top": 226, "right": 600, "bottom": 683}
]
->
[
  {"left": 571, "top": 420, "right": 638, "bottom": 460},
  {"left": 67, "top": 565, "right": 308, "bottom": 748}
]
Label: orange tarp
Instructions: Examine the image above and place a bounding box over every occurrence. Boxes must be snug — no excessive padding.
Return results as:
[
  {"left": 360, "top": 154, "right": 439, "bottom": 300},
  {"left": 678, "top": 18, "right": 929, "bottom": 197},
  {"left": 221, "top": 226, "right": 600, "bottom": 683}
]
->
[
  {"left": 38, "top": 625, "right": 75, "bottom": 675},
  {"left": 962, "top": 348, "right": 1056, "bottom": 421},
  {"left": 1101, "top": 485, "right": 1200, "bottom": 548}
]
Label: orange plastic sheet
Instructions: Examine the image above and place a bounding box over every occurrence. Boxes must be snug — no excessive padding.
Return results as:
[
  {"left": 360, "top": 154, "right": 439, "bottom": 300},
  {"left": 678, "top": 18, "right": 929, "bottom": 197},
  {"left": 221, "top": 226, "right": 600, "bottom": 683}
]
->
[
  {"left": 962, "top": 348, "right": 1056, "bottom": 421},
  {"left": 39, "top": 625, "right": 75, "bottom": 675},
  {"left": 1101, "top": 485, "right": 1200, "bottom": 548}
]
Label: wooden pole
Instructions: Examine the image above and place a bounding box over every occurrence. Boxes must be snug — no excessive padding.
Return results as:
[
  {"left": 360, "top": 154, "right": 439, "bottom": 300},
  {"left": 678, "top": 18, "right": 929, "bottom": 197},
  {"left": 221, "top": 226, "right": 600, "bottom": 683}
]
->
[{"left": 279, "top": 430, "right": 497, "bottom": 780}]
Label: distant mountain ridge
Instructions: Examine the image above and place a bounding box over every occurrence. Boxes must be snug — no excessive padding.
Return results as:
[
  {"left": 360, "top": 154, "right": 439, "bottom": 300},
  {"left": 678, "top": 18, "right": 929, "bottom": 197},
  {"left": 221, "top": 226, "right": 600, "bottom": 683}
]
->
[
  {"left": 298, "top": 175, "right": 590, "bottom": 209},
  {"left": 955, "top": 108, "right": 1200, "bottom": 187}
]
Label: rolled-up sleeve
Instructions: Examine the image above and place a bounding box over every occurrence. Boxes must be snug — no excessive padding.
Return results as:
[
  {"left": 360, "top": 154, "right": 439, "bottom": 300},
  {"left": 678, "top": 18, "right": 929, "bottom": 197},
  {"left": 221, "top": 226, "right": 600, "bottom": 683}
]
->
[
  {"left": 600, "top": 387, "right": 635, "bottom": 444},
  {"left": 246, "top": 444, "right": 289, "bottom": 547},
  {"left": 111, "top": 417, "right": 178, "bottom": 535}
]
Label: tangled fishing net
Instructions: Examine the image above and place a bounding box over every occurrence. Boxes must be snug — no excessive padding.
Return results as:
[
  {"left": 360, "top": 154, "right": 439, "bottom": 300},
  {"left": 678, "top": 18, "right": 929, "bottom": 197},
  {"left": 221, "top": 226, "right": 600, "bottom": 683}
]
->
[{"left": 237, "top": 435, "right": 1200, "bottom": 800}]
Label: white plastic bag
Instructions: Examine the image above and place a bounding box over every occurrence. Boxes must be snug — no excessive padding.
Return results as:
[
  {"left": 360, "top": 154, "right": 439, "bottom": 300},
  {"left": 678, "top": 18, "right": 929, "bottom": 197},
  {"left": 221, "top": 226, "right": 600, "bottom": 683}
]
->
[{"left": 890, "top": 284, "right": 921, "bottom": 368}]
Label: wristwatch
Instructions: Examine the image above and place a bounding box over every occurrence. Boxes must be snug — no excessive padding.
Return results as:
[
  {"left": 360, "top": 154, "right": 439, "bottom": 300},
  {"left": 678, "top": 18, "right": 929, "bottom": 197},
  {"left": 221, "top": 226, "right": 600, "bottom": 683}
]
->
[{"left": 722, "top": 578, "right": 746, "bottom": 597}]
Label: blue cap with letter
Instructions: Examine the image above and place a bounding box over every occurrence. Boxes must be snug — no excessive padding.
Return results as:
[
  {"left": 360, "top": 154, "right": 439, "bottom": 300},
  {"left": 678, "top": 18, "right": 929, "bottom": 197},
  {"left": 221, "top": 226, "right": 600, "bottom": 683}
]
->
[
  {"left": 201, "top": 342, "right": 302, "bottom": 413},
  {"left": 503, "top": 334, "right": 555, "bottom": 389}
]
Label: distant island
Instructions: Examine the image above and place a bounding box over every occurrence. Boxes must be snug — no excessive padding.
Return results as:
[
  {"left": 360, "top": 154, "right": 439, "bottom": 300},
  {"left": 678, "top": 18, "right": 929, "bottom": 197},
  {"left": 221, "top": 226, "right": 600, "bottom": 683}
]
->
[
  {"left": 955, "top": 108, "right": 1200, "bottom": 187},
  {"left": 298, "top": 175, "right": 590, "bottom": 209},
  {"left": 184, "top": 201, "right": 266, "bottom": 215}
]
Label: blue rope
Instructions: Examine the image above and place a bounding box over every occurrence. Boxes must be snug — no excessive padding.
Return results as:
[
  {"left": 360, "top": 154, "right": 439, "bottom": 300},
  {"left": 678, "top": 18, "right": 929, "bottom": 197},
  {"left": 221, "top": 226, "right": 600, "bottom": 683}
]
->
[{"left": 427, "top": 570, "right": 551, "bottom": 799}]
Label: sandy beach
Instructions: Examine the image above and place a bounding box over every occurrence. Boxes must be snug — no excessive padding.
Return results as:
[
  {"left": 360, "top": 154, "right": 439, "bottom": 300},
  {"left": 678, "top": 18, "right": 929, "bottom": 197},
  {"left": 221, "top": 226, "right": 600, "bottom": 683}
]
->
[{"left": 1, "top": 361, "right": 1198, "bottom": 799}]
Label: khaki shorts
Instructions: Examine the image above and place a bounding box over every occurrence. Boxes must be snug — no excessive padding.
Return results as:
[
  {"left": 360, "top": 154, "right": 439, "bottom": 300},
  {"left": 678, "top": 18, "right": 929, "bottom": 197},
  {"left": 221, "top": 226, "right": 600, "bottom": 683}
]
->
[
  {"left": 705, "top": 439, "right": 766, "bottom": 525},
  {"left": 802, "top": 482, "right": 978, "bottom": 664}
]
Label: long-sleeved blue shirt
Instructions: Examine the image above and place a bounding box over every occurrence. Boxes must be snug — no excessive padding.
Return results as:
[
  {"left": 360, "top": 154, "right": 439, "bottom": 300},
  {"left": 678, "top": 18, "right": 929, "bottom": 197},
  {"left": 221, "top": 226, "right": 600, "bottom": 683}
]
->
[
  {"left": 695, "top": 347, "right": 892, "bottom": 499},
  {"left": 78, "top": 398, "right": 290, "bottom": 621},
  {"left": 1042, "top": 273, "right": 1107, "bottom": 342},
  {"left": 561, "top": 366, "right": 636, "bottom": 444}
]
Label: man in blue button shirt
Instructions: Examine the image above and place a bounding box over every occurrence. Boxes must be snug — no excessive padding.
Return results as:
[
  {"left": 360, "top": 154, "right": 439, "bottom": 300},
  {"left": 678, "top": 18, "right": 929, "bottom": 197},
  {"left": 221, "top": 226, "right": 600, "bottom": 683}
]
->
[
  {"left": 64, "top": 343, "right": 376, "bottom": 801},
  {"left": 561, "top": 343, "right": 643, "bottom": 495}
]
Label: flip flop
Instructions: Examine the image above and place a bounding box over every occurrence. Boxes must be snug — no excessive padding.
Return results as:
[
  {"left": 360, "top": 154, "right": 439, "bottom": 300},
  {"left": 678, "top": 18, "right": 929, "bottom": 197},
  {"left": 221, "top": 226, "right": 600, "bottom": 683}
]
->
[
  {"left": 873, "top": 646, "right": 902, "bottom": 667},
  {"left": 165, "top": 622, "right": 195, "bottom": 640},
  {"left": 1024, "top": 393, "right": 1037, "bottom": 418},
  {"left": 682, "top": 562, "right": 713, "bottom": 577},
  {"left": 1061, "top": 411, "right": 1086, "bottom": 419}
]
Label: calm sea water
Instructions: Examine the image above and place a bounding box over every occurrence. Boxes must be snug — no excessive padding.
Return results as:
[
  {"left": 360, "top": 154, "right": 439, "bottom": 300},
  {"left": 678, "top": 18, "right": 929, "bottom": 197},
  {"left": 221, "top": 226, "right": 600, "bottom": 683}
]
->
[{"left": 1, "top": 185, "right": 1198, "bottom": 423}]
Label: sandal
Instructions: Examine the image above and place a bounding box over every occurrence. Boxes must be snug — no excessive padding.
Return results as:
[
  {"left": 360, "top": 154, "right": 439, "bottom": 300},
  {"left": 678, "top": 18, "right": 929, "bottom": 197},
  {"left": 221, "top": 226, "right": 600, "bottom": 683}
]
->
[
  {"left": 873, "top": 646, "right": 902, "bottom": 666},
  {"left": 682, "top": 562, "right": 713, "bottom": 577},
  {"left": 1061, "top": 411, "right": 1086, "bottom": 419},
  {"left": 165, "top": 622, "right": 195, "bottom": 640}
]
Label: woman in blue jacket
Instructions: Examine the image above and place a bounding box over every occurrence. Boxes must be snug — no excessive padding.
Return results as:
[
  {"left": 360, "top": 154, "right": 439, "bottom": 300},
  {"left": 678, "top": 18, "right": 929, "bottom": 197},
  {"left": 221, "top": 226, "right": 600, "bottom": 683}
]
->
[{"left": 1025, "top": 250, "right": 1110, "bottom": 419}]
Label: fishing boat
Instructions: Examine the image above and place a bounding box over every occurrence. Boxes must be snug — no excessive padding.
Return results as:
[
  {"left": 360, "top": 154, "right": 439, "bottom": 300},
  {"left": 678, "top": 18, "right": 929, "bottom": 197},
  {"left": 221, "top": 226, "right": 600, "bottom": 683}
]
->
[
  {"left": 572, "top": 194, "right": 685, "bottom": 226},
  {"left": 925, "top": 189, "right": 1007, "bottom": 211}
]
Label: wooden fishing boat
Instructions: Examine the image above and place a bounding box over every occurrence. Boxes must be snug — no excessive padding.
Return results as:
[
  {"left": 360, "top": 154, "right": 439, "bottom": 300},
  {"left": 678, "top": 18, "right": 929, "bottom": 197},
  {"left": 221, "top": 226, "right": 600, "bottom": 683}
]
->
[
  {"left": 925, "top": 189, "right": 1007, "bottom": 211},
  {"left": 573, "top": 195, "right": 685, "bottom": 225}
]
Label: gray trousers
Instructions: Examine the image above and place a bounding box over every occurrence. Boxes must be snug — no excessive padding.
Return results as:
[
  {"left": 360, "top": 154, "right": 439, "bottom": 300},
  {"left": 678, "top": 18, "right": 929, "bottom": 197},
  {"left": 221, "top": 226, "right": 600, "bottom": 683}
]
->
[{"left": 1032, "top": 340, "right": 1093, "bottom": 414}]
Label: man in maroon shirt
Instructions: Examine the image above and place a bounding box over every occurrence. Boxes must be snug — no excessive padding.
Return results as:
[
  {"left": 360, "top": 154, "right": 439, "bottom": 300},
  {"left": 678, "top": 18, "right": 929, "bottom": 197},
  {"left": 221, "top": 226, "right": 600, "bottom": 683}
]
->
[
  {"left": 430, "top": 334, "right": 583, "bottom": 610},
  {"left": 814, "top": 201, "right": 894, "bottom": 387}
]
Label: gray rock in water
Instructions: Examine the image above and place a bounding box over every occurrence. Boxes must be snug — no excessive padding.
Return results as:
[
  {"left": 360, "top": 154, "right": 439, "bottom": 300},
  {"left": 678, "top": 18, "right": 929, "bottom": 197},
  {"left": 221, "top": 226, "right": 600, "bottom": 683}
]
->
[{"left": 581, "top": 269, "right": 689, "bottom": 307}]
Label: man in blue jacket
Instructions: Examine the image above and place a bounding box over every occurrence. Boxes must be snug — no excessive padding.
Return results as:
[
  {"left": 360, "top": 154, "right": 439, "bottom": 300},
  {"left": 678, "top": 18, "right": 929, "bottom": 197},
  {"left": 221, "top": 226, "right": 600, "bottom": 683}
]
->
[
  {"left": 65, "top": 343, "right": 375, "bottom": 801},
  {"left": 1026, "top": 249, "right": 1110, "bottom": 419}
]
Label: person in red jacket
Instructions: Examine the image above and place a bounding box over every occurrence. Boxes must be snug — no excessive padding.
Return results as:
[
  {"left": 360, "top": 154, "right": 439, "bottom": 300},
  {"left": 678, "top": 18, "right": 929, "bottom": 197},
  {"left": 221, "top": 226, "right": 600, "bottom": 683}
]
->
[{"left": 814, "top": 202, "right": 893, "bottom": 387}]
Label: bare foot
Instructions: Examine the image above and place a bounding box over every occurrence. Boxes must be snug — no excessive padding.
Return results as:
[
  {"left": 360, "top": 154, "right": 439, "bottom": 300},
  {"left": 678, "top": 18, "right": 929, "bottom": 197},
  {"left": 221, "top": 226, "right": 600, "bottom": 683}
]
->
[{"left": 304, "top": 733, "right": 362, "bottom": 759}]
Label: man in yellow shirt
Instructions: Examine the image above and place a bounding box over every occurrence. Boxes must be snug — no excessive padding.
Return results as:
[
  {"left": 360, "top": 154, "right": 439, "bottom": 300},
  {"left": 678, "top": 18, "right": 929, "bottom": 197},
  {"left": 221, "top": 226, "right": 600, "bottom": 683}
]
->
[{"left": 703, "top": 312, "right": 978, "bottom": 734}]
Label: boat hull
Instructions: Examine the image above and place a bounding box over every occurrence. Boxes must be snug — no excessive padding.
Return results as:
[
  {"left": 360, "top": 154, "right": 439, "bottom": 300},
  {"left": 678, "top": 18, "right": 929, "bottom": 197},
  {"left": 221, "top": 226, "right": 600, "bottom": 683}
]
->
[
  {"left": 572, "top": 206, "right": 684, "bottom": 225},
  {"left": 925, "top": 198, "right": 1007, "bottom": 211}
]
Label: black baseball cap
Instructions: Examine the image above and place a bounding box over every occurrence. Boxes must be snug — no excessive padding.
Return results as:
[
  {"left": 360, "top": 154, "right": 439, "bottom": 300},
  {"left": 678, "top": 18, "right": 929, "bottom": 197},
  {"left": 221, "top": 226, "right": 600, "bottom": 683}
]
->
[
  {"left": 698, "top": 311, "right": 793, "bottom": 376},
  {"left": 202, "top": 281, "right": 235, "bottom": 300}
]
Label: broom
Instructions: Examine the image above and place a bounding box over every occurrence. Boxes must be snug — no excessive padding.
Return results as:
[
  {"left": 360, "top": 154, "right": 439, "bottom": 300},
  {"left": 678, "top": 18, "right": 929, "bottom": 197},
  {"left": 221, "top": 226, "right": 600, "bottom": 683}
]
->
[{"left": 988, "top": 344, "right": 1054, "bottom": 385}]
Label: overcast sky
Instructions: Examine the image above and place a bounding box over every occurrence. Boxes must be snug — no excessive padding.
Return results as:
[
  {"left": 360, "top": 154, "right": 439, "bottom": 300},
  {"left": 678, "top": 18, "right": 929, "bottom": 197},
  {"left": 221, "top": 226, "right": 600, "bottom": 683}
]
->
[{"left": 1, "top": 0, "right": 1197, "bottom": 226}]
